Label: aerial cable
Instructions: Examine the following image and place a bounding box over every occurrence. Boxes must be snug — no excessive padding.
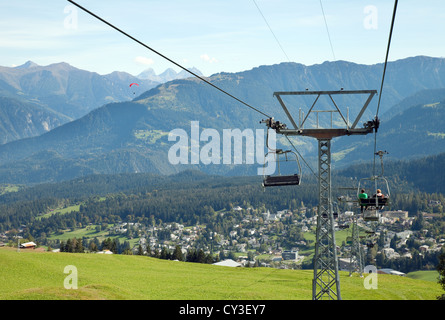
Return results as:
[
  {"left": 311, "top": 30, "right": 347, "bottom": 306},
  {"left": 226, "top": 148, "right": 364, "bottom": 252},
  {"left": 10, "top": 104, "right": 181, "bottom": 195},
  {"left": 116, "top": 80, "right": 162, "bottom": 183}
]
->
[
  {"left": 319, "top": 0, "right": 343, "bottom": 84},
  {"left": 67, "top": 0, "right": 272, "bottom": 119},
  {"left": 319, "top": 0, "right": 336, "bottom": 62},
  {"left": 252, "top": 0, "right": 291, "bottom": 63},
  {"left": 375, "top": 0, "right": 398, "bottom": 119},
  {"left": 373, "top": 0, "right": 398, "bottom": 177}
]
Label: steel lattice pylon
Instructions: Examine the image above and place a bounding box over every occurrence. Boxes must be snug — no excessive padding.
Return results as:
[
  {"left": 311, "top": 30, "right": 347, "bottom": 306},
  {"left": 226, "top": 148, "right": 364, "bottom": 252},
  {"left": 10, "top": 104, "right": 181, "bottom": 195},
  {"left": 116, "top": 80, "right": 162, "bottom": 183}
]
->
[
  {"left": 349, "top": 212, "right": 364, "bottom": 277},
  {"left": 312, "top": 139, "right": 341, "bottom": 300},
  {"left": 268, "top": 90, "right": 378, "bottom": 300}
]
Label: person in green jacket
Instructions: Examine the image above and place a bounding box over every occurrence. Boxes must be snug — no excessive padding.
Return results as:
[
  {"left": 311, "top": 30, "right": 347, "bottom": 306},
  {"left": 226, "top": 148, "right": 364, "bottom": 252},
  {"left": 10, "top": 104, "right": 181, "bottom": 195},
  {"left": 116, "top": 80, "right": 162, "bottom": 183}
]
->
[{"left": 358, "top": 189, "right": 368, "bottom": 212}]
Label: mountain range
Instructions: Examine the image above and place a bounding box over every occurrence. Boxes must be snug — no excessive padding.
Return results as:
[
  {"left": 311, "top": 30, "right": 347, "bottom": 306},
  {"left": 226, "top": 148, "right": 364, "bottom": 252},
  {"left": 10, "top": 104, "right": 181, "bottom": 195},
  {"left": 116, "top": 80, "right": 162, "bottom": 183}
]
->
[
  {"left": 1, "top": 56, "right": 445, "bottom": 184},
  {"left": 330, "top": 86, "right": 445, "bottom": 168},
  {"left": 0, "top": 61, "right": 203, "bottom": 144},
  {"left": 137, "top": 67, "right": 204, "bottom": 83}
]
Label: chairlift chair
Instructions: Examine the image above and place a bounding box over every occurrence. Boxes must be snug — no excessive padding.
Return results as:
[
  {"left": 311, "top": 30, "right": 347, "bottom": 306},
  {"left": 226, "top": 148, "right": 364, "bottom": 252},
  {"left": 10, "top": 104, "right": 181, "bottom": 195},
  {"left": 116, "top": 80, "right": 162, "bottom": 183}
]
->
[
  {"left": 322, "top": 212, "right": 338, "bottom": 219},
  {"left": 262, "top": 149, "right": 301, "bottom": 187},
  {"left": 357, "top": 176, "right": 390, "bottom": 222}
]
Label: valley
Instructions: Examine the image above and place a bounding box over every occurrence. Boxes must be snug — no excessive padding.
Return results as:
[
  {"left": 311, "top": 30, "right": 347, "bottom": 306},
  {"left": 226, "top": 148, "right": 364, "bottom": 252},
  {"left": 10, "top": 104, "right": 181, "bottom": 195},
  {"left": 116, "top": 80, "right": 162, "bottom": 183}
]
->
[
  {"left": 1, "top": 57, "right": 445, "bottom": 301},
  {"left": 1, "top": 168, "right": 444, "bottom": 278}
]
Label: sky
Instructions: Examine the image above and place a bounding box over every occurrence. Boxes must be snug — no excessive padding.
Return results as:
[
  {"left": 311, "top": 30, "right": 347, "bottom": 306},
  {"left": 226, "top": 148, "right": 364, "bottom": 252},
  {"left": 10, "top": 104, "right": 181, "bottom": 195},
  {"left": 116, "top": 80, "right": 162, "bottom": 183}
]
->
[{"left": 1, "top": 0, "right": 444, "bottom": 77}]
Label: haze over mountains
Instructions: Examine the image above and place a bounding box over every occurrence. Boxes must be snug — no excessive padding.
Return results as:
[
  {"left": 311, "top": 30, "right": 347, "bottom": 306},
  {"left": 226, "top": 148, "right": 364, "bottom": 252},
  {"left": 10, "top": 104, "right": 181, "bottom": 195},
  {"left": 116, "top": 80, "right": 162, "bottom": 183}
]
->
[{"left": 0, "top": 56, "right": 445, "bottom": 184}]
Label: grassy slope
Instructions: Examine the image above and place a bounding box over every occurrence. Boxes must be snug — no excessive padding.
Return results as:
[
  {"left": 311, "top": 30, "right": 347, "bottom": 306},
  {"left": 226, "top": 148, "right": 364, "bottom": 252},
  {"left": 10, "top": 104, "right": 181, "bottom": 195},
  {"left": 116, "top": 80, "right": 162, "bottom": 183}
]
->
[
  {"left": 407, "top": 270, "right": 440, "bottom": 282},
  {"left": 0, "top": 248, "right": 442, "bottom": 300}
]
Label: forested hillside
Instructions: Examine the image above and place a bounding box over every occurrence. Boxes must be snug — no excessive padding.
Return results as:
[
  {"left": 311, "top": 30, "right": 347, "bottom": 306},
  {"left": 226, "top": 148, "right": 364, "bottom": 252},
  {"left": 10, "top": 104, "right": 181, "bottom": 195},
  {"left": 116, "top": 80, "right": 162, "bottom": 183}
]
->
[
  {"left": 338, "top": 151, "right": 445, "bottom": 194},
  {"left": 2, "top": 150, "right": 445, "bottom": 239},
  {"left": 1, "top": 156, "right": 444, "bottom": 276}
]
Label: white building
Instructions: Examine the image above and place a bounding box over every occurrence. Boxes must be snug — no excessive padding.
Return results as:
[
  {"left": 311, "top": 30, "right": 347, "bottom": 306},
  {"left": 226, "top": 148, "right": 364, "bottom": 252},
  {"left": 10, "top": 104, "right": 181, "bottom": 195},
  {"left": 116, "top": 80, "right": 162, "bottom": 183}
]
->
[
  {"left": 379, "top": 268, "right": 406, "bottom": 276},
  {"left": 213, "top": 259, "right": 242, "bottom": 267}
]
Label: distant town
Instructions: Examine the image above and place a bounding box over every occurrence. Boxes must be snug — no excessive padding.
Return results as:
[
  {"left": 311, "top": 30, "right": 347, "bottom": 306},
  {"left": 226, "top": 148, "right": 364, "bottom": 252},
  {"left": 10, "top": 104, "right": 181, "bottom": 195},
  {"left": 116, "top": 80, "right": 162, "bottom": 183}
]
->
[{"left": 4, "top": 200, "right": 443, "bottom": 276}]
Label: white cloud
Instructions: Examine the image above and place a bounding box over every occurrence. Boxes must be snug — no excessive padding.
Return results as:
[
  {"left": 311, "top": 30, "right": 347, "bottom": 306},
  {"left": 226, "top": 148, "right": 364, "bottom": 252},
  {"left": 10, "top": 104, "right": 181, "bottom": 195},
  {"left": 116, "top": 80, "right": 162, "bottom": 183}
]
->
[
  {"left": 134, "top": 56, "right": 154, "bottom": 66},
  {"left": 200, "top": 54, "right": 218, "bottom": 63}
]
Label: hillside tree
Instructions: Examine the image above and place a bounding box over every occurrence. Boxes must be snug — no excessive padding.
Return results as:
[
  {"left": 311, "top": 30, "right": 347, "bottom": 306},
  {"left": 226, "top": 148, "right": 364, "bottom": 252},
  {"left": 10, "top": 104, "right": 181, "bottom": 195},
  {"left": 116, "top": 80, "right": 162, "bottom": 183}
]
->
[{"left": 437, "top": 252, "right": 445, "bottom": 300}]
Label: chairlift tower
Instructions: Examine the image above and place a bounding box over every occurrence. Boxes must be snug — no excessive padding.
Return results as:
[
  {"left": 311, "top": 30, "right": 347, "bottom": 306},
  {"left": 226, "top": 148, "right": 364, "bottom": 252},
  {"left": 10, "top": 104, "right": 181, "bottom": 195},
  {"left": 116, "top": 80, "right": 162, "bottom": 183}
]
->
[
  {"left": 267, "top": 89, "right": 377, "bottom": 300},
  {"left": 338, "top": 187, "right": 364, "bottom": 277},
  {"left": 349, "top": 212, "right": 364, "bottom": 277}
]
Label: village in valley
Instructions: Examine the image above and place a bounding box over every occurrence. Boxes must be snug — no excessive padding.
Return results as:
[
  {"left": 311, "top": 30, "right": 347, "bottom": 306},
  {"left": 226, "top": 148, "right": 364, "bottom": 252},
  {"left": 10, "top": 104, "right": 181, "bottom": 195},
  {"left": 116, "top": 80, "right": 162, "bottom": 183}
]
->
[
  {"left": 2, "top": 195, "right": 444, "bottom": 275},
  {"left": 47, "top": 201, "right": 444, "bottom": 273}
]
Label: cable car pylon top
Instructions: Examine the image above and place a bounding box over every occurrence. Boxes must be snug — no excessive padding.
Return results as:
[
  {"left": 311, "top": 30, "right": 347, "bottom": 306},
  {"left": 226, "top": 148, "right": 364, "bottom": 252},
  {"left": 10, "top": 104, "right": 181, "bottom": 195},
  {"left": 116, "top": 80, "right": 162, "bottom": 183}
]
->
[{"left": 269, "top": 89, "right": 379, "bottom": 140}]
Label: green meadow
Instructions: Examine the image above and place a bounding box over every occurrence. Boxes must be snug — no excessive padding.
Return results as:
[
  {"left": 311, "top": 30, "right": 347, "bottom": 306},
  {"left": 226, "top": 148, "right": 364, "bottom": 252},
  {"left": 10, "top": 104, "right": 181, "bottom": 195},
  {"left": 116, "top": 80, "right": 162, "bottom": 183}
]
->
[
  {"left": 0, "top": 248, "right": 442, "bottom": 300},
  {"left": 37, "top": 204, "right": 81, "bottom": 220}
]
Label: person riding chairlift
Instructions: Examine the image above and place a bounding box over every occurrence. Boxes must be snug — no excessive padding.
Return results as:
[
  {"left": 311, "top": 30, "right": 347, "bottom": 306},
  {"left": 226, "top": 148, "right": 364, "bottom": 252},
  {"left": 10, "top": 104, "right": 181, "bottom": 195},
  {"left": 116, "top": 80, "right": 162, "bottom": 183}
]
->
[
  {"left": 358, "top": 189, "right": 368, "bottom": 213},
  {"left": 370, "top": 188, "right": 386, "bottom": 211},
  {"left": 373, "top": 189, "right": 384, "bottom": 198}
]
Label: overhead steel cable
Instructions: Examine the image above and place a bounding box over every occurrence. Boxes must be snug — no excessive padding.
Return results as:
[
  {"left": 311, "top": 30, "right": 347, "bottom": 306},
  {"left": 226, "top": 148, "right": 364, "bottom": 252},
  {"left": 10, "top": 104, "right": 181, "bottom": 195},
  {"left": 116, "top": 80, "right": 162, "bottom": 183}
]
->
[
  {"left": 252, "top": 0, "right": 291, "bottom": 63},
  {"left": 375, "top": 0, "right": 398, "bottom": 118},
  {"left": 319, "top": 0, "right": 336, "bottom": 62},
  {"left": 373, "top": 0, "right": 398, "bottom": 177},
  {"left": 67, "top": 0, "right": 272, "bottom": 119},
  {"left": 319, "top": 0, "right": 344, "bottom": 87}
]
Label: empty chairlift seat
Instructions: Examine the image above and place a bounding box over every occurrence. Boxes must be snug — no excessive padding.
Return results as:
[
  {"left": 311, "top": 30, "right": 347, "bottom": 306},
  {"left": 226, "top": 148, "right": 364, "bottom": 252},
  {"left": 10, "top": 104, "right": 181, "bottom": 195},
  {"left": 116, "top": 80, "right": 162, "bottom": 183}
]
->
[
  {"left": 263, "top": 174, "right": 300, "bottom": 187},
  {"left": 262, "top": 149, "right": 302, "bottom": 188}
]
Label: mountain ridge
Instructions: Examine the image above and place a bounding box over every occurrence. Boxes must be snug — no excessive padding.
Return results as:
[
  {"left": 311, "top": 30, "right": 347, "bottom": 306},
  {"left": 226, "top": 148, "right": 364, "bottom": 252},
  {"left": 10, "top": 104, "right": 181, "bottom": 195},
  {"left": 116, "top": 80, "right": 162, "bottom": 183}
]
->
[
  {"left": 0, "top": 96, "right": 71, "bottom": 144},
  {"left": 0, "top": 61, "right": 158, "bottom": 120},
  {"left": 137, "top": 67, "right": 204, "bottom": 83},
  {"left": 1, "top": 56, "right": 445, "bottom": 184}
]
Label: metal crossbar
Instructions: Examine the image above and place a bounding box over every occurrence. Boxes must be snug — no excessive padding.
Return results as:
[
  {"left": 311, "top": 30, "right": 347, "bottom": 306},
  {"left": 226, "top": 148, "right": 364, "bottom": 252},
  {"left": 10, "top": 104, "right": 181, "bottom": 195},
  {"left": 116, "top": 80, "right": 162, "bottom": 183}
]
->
[{"left": 273, "top": 90, "right": 377, "bottom": 139}]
